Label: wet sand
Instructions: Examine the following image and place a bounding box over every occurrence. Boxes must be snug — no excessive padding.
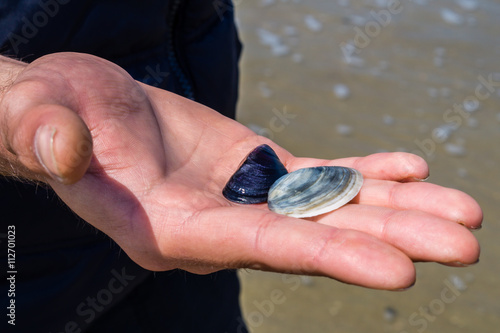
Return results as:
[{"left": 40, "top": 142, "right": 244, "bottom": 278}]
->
[{"left": 234, "top": 0, "right": 500, "bottom": 332}]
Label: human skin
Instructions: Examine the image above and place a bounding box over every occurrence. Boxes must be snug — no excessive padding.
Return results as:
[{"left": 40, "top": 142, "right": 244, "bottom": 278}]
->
[{"left": 0, "top": 52, "right": 482, "bottom": 290}]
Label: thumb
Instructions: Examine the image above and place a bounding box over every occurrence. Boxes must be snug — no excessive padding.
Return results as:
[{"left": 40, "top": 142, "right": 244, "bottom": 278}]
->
[{"left": 1, "top": 92, "right": 92, "bottom": 184}]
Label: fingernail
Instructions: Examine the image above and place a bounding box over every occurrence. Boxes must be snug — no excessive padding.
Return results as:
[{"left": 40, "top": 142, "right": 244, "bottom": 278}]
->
[
  {"left": 470, "top": 225, "right": 482, "bottom": 231},
  {"left": 35, "top": 125, "right": 64, "bottom": 182},
  {"left": 457, "top": 221, "right": 482, "bottom": 232},
  {"left": 418, "top": 175, "right": 430, "bottom": 182},
  {"left": 410, "top": 175, "right": 429, "bottom": 182},
  {"left": 393, "top": 282, "right": 415, "bottom": 291},
  {"left": 447, "top": 259, "right": 480, "bottom": 267}
]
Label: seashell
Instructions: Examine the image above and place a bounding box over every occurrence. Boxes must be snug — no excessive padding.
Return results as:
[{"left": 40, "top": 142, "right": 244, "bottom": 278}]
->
[
  {"left": 223, "top": 144, "right": 288, "bottom": 204},
  {"left": 267, "top": 166, "right": 363, "bottom": 218}
]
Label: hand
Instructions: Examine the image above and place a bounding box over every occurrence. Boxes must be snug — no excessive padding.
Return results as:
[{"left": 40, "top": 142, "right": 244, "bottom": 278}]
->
[{"left": 0, "top": 52, "right": 481, "bottom": 290}]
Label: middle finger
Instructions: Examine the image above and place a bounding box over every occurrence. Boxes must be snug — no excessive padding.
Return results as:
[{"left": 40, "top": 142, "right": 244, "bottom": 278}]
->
[
  {"left": 312, "top": 204, "right": 480, "bottom": 265},
  {"left": 353, "top": 179, "right": 483, "bottom": 229}
]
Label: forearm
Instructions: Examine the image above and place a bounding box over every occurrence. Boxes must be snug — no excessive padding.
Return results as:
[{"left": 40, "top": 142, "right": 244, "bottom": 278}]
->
[{"left": 0, "top": 56, "right": 35, "bottom": 180}]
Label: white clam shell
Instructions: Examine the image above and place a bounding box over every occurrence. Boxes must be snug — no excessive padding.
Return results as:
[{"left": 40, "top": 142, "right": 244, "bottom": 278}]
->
[{"left": 267, "top": 166, "right": 363, "bottom": 218}]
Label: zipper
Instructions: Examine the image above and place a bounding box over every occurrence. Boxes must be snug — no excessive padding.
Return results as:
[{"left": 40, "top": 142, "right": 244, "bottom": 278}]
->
[{"left": 167, "top": 0, "right": 195, "bottom": 100}]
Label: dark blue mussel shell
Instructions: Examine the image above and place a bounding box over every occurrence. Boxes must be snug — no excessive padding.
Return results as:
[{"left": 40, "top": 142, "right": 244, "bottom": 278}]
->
[{"left": 223, "top": 144, "right": 288, "bottom": 204}]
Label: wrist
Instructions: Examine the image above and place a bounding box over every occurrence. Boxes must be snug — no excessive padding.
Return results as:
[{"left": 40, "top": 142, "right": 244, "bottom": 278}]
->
[
  {"left": 0, "top": 56, "right": 40, "bottom": 180},
  {"left": 0, "top": 56, "right": 26, "bottom": 99}
]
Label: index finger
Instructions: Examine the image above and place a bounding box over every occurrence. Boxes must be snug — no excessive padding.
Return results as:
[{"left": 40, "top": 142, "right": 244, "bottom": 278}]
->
[{"left": 287, "top": 152, "right": 429, "bottom": 182}]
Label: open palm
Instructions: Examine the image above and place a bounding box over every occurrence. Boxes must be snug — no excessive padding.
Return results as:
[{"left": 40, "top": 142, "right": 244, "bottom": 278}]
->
[{"left": 2, "top": 53, "right": 481, "bottom": 290}]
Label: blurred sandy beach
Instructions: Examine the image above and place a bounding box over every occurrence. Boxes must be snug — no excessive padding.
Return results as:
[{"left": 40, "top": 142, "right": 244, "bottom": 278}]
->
[{"left": 234, "top": 0, "right": 500, "bottom": 332}]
